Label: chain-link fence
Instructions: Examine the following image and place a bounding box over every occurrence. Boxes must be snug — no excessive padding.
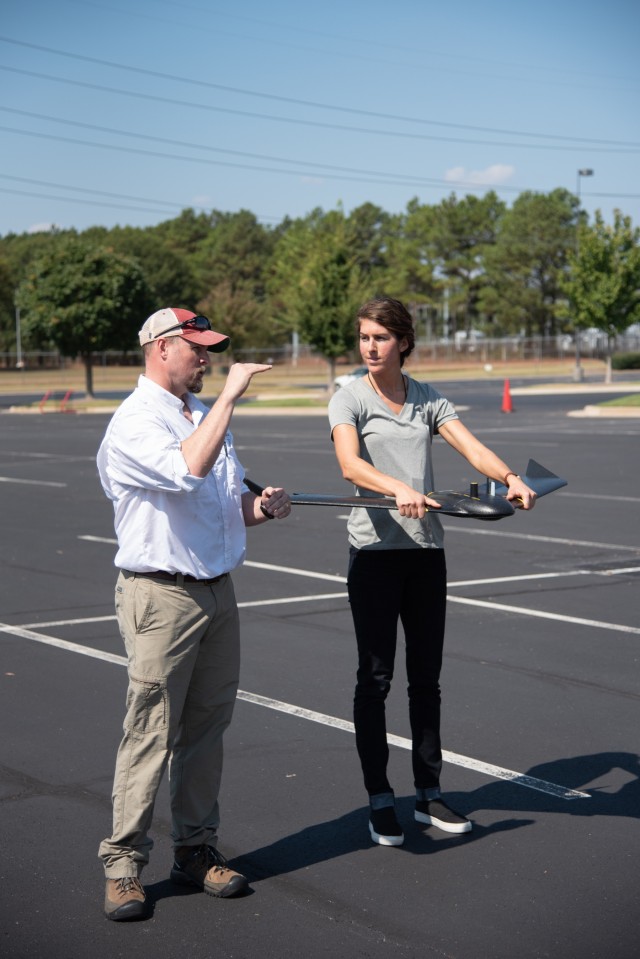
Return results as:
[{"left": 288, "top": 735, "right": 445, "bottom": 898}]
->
[{"left": 1, "top": 331, "right": 639, "bottom": 371}]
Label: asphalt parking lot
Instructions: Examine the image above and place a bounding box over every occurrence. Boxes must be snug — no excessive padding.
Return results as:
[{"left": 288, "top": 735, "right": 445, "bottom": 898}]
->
[{"left": 1, "top": 379, "right": 639, "bottom": 959}]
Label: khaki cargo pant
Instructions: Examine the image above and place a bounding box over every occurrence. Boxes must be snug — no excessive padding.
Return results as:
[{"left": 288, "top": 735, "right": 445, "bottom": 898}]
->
[{"left": 98, "top": 570, "right": 240, "bottom": 878}]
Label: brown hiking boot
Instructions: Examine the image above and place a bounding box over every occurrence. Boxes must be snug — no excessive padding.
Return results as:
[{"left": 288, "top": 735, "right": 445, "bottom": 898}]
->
[
  {"left": 170, "top": 844, "right": 249, "bottom": 898},
  {"left": 104, "top": 876, "right": 147, "bottom": 921}
]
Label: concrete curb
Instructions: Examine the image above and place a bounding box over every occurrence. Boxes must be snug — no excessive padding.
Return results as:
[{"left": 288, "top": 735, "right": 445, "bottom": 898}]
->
[{"left": 567, "top": 405, "right": 640, "bottom": 418}]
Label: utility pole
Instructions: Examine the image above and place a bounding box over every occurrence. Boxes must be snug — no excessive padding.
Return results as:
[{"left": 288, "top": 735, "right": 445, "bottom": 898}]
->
[
  {"left": 572, "top": 169, "right": 594, "bottom": 382},
  {"left": 15, "top": 293, "right": 24, "bottom": 369}
]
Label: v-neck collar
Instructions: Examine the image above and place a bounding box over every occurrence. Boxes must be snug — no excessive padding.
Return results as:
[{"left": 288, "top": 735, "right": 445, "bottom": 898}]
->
[{"left": 367, "top": 372, "right": 408, "bottom": 415}]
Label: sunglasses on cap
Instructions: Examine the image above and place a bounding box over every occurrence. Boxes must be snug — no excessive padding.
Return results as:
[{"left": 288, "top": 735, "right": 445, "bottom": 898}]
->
[{"left": 156, "top": 315, "right": 212, "bottom": 337}]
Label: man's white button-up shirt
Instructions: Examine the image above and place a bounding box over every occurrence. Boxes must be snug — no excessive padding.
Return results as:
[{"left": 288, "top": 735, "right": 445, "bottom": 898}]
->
[{"left": 97, "top": 375, "right": 247, "bottom": 577}]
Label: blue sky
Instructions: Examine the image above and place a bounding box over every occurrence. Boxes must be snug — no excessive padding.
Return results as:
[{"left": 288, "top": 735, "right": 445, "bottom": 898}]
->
[{"left": 1, "top": 0, "right": 639, "bottom": 235}]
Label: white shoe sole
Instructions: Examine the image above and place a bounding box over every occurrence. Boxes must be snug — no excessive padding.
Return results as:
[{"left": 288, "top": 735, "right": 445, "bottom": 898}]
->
[
  {"left": 369, "top": 821, "right": 405, "bottom": 846},
  {"left": 414, "top": 811, "right": 472, "bottom": 834}
]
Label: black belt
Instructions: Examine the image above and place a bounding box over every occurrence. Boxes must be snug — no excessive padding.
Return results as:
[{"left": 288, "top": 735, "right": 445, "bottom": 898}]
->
[{"left": 130, "top": 570, "right": 226, "bottom": 585}]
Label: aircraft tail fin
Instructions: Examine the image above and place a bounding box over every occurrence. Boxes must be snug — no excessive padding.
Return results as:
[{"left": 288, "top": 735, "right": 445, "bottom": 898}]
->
[{"left": 494, "top": 460, "right": 567, "bottom": 498}]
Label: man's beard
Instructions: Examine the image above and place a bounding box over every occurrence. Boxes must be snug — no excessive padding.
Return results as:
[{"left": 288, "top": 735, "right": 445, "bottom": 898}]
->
[{"left": 187, "top": 372, "right": 204, "bottom": 393}]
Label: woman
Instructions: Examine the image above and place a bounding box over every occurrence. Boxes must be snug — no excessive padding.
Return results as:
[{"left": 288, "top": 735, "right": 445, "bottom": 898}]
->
[{"left": 328, "top": 296, "right": 536, "bottom": 846}]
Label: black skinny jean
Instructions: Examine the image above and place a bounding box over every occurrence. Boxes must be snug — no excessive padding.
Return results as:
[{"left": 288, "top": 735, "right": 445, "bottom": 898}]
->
[{"left": 347, "top": 547, "right": 447, "bottom": 797}]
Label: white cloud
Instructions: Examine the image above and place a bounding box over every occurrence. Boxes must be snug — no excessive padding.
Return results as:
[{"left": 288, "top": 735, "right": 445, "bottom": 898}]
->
[
  {"left": 28, "top": 222, "right": 56, "bottom": 234},
  {"left": 444, "top": 164, "right": 515, "bottom": 186},
  {"left": 444, "top": 166, "right": 466, "bottom": 183}
]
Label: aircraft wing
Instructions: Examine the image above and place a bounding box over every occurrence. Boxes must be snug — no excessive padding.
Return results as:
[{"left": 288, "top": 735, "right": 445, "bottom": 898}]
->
[
  {"left": 285, "top": 491, "right": 513, "bottom": 520},
  {"left": 244, "top": 460, "right": 566, "bottom": 523}
]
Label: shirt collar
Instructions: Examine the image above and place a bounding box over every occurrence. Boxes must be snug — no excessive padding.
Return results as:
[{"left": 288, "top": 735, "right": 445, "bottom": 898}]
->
[{"left": 137, "top": 374, "right": 186, "bottom": 412}]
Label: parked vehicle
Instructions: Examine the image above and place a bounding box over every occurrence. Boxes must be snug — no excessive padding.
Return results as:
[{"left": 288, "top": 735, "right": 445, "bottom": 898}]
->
[{"left": 334, "top": 366, "right": 368, "bottom": 388}]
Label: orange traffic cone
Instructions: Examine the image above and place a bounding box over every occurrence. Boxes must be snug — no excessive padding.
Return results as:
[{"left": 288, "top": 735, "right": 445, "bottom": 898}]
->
[{"left": 501, "top": 379, "right": 514, "bottom": 413}]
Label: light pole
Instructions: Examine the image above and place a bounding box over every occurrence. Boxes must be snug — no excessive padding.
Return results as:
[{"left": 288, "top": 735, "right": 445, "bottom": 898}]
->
[
  {"left": 572, "top": 168, "right": 594, "bottom": 382},
  {"left": 14, "top": 289, "right": 24, "bottom": 369}
]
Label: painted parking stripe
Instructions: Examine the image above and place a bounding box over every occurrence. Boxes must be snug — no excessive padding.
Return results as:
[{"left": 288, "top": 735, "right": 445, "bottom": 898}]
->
[
  {"left": 0, "top": 476, "right": 67, "bottom": 487},
  {"left": 443, "top": 526, "right": 640, "bottom": 552},
  {"left": 78, "top": 538, "right": 348, "bottom": 584},
  {"left": 229, "top": 692, "right": 590, "bottom": 800},
  {"left": 76, "top": 539, "right": 639, "bottom": 634},
  {"left": 0, "top": 621, "right": 588, "bottom": 800},
  {"left": 448, "top": 595, "right": 640, "bottom": 635}
]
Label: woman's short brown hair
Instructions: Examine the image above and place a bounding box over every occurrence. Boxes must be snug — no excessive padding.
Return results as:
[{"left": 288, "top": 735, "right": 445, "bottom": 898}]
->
[{"left": 356, "top": 296, "right": 415, "bottom": 366}]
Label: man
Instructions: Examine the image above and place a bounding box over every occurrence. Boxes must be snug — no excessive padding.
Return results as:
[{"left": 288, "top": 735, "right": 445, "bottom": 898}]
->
[{"left": 97, "top": 307, "right": 291, "bottom": 921}]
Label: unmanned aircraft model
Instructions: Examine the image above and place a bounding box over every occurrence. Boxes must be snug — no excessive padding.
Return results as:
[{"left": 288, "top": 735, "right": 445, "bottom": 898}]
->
[{"left": 245, "top": 459, "right": 567, "bottom": 522}]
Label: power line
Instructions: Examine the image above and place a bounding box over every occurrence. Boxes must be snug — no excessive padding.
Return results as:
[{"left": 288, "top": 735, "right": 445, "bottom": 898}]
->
[
  {"left": 2, "top": 64, "right": 638, "bottom": 157},
  {"left": 1, "top": 124, "right": 506, "bottom": 190},
  {"left": 0, "top": 107, "right": 524, "bottom": 186},
  {"left": 3, "top": 165, "right": 640, "bottom": 237},
  {"left": 4, "top": 156, "right": 638, "bottom": 221},
  {"left": 71, "top": 0, "right": 640, "bottom": 87},
  {"left": 4, "top": 120, "right": 639, "bottom": 201},
  {"left": 0, "top": 173, "right": 186, "bottom": 210},
  {"left": 0, "top": 181, "right": 281, "bottom": 223},
  {"left": 0, "top": 186, "right": 180, "bottom": 216},
  {"left": 1, "top": 35, "right": 638, "bottom": 149}
]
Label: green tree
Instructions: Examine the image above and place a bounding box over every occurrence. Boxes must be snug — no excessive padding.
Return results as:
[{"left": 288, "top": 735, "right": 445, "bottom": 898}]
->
[
  {"left": 153, "top": 208, "right": 214, "bottom": 258},
  {"left": 268, "top": 209, "right": 370, "bottom": 386},
  {"left": 478, "top": 189, "right": 576, "bottom": 336},
  {"left": 16, "top": 238, "right": 151, "bottom": 396},
  {"left": 378, "top": 203, "right": 439, "bottom": 333},
  {"left": 0, "top": 226, "right": 74, "bottom": 280},
  {"left": 177, "top": 210, "right": 278, "bottom": 357},
  {"left": 0, "top": 228, "right": 76, "bottom": 354},
  {"left": 197, "top": 280, "right": 279, "bottom": 357},
  {"left": 558, "top": 209, "right": 640, "bottom": 381},
  {"left": 0, "top": 255, "right": 17, "bottom": 353},
  {"left": 389, "top": 202, "right": 436, "bottom": 295},
  {"left": 87, "top": 226, "right": 199, "bottom": 307},
  {"left": 194, "top": 209, "right": 275, "bottom": 300},
  {"left": 345, "top": 202, "right": 392, "bottom": 278},
  {"left": 428, "top": 191, "right": 505, "bottom": 336},
  {"left": 267, "top": 208, "right": 333, "bottom": 338},
  {"left": 298, "top": 243, "right": 365, "bottom": 389}
]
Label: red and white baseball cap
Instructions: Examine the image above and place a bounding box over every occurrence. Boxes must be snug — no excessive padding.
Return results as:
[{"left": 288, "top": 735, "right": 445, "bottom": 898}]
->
[{"left": 138, "top": 308, "right": 230, "bottom": 352}]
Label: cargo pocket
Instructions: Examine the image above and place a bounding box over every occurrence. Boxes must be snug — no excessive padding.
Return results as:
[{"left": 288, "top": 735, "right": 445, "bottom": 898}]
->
[{"left": 124, "top": 675, "right": 167, "bottom": 733}]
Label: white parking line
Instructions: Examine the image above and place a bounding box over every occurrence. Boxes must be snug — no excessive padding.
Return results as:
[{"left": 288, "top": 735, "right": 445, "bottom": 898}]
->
[
  {"left": 0, "top": 476, "right": 67, "bottom": 487},
  {"left": 448, "top": 596, "right": 640, "bottom": 634},
  {"left": 76, "top": 537, "right": 640, "bottom": 634},
  {"left": 237, "top": 692, "right": 589, "bottom": 799},
  {"left": 245, "top": 560, "right": 346, "bottom": 584},
  {"left": 0, "top": 620, "right": 588, "bottom": 800},
  {"left": 78, "top": 537, "right": 348, "bottom": 584},
  {"left": 557, "top": 492, "right": 640, "bottom": 504},
  {"left": 239, "top": 592, "right": 348, "bottom": 607},
  {"left": 443, "top": 526, "right": 640, "bottom": 552},
  {"left": 58, "top": 534, "right": 637, "bottom": 797},
  {"left": 449, "top": 570, "right": 591, "bottom": 587},
  {"left": 0, "top": 622, "right": 125, "bottom": 665}
]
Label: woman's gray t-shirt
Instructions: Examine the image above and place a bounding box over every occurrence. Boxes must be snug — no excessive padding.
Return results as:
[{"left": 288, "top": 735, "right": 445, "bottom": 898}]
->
[{"left": 328, "top": 375, "right": 459, "bottom": 550}]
